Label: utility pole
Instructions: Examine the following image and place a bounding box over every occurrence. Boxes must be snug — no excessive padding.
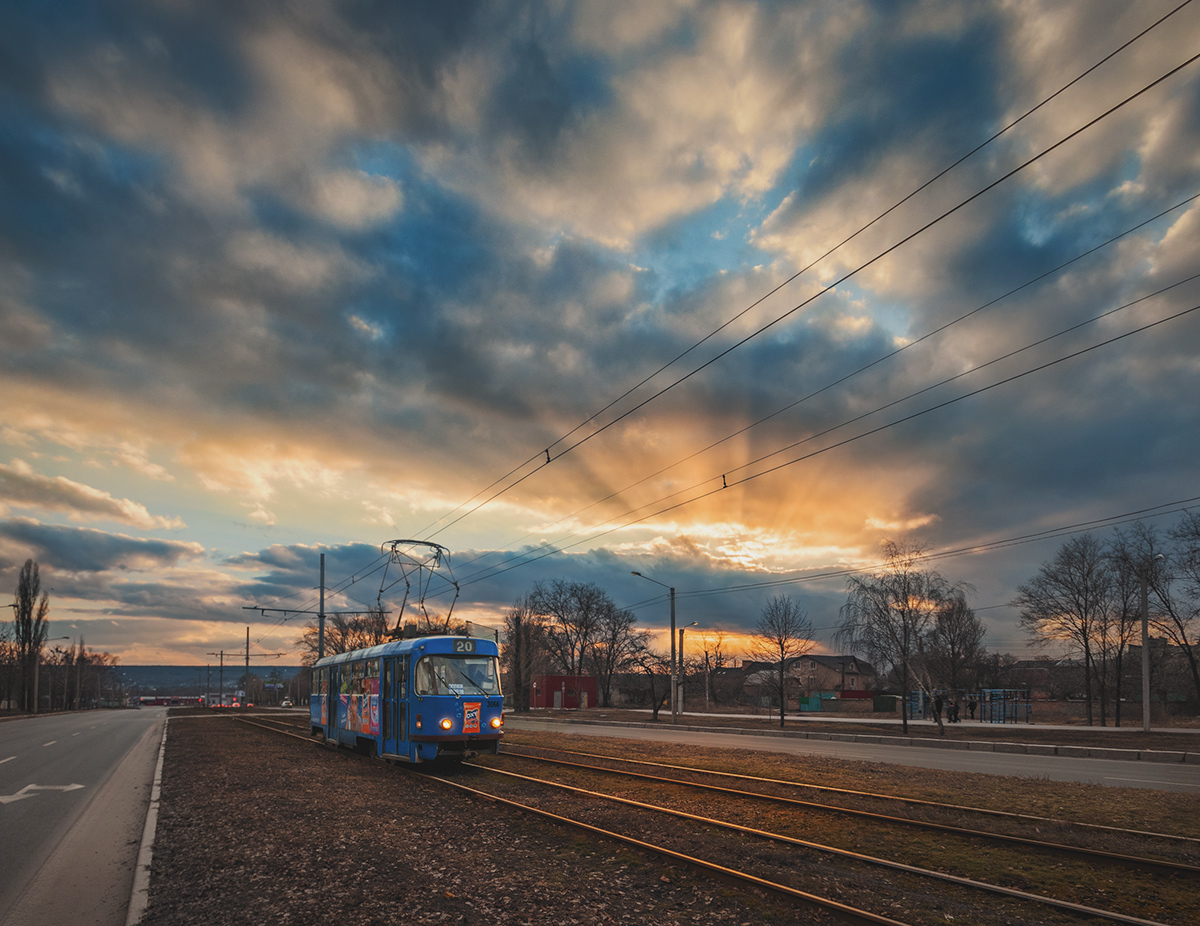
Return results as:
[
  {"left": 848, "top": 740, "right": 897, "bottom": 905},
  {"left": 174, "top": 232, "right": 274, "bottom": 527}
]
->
[
  {"left": 206, "top": 651, "right": 225, "bottom": 706},
  {"left": 244, "top": 551, "right": 370, "bottom": 661},
  {"left": 1141, "top": 553, "right": 1163, "bottom": 734}
]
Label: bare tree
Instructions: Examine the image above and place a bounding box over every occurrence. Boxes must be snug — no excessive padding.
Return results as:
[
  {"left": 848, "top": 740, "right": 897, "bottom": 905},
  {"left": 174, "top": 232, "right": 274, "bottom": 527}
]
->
[
  {"left": 14, "top": 559, "right": 49, "bottom": 712},
  {"left": 0, "top": 616, "right": 14, "bottom": 710},
  {"left": 1013, "top": 533, "right": 1115, "bottom": 726},
  {"left": 528, "top": 579, "right": 606, "bottom": 676},
  {"left": 926, "top": 594, "right": 986, "bottom": 694},
  {"left": 837, "top": 541, "right": 969, "bottom": 734},
  {"left": 590, "top": 601, "right": 642, "bottom": 708},
  {"left": 298, "top": 607, "right": 392, "bottom": 663},
  {"left": 1113, "top": 516, "right": 1200, "bottom": 710},
  {"left": 749, "top": 595, "right": 814, "bottom": 728},
  {"left": 501, "top": 595, "right": 547, "bottom": 713},
  {"left": 1107, "top": 528, "right": 1153, "bottom": 726},
  {"left": 696, "top": 630, "right": 730, "bottom": 707},
  {"left": 1160, "top": 514, "right": 1200, "bottom": 707},
  {"left": 630, "top": 634, "right": 670, "bottom": 721}
]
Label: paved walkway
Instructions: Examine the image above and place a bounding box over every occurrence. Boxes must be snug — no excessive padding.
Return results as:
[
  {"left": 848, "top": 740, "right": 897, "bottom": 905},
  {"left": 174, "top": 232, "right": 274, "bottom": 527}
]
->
[
  {"left": 654, "top": 709, "right": 1199, "bottom": 734},
  {"left": 506, "top": 714, "right": 1200, "bottom": 792}
]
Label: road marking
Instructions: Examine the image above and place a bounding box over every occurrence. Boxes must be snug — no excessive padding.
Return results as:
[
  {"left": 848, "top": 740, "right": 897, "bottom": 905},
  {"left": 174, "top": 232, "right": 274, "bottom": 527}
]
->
[
  {"left": 0, "top": 756, "right": 14, "bottom": 766},
  {"left": 43, "top": 741, "right": 57, "bottom": 747},
  {"left": 0, "top": 783, "right": 86, "bottom": 805}
]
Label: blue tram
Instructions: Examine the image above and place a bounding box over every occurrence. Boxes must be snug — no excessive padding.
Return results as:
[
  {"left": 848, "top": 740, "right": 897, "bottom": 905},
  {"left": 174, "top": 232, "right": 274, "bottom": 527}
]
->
[{"left": 310, "top": 635, "right": 503, "bottom": 762}]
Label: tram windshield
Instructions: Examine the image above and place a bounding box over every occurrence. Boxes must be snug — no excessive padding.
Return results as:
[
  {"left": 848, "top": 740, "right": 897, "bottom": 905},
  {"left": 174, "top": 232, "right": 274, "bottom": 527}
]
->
[{"left": 413, "top": 655, "right": 501, "bottom": 697}]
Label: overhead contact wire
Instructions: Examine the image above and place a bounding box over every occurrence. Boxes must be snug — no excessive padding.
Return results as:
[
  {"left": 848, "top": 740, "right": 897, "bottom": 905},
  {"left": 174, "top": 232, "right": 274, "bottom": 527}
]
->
[{"left": 422, "top": 19, "right": 1200, "bottom": 542}]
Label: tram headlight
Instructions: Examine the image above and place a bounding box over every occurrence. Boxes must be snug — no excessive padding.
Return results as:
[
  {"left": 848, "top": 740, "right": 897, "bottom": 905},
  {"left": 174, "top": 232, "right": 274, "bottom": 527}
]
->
[
  {"left": 439, "top": 718, "right": 453, "bottom": 731},
  {"left": 490, "top": 716, "right": 502, "bottom": 729}
]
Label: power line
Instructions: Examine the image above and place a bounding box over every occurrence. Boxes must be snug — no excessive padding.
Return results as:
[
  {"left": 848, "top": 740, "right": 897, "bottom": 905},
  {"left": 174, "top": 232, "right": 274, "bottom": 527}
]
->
[
  {"left": 449, "top": 194, "right": 1200, "bottom": 582},
  {"left": 417, "top": 28, "right": 1200, "bottom": 543},
  {"left": 453, "top": 269, "right": 1200, "bottom": 587},
  {"left": 457, "top": 300, "right": 1199, "bottom": 588}
]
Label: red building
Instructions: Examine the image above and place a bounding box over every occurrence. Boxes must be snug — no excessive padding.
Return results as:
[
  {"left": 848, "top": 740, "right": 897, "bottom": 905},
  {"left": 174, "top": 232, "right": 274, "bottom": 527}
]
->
[{"left": 530, "top": 675, "right": 597, "bottom": 709}]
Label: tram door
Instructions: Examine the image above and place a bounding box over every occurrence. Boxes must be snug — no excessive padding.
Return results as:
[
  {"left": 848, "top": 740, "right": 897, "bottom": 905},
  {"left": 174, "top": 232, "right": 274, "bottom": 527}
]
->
[
  {"left": 396, "top": 657, "right": 407, "bottom": 745},
  {"left": 382, "top": 659, "right": 394, "bottom": 754},
  {"left": 326, "top": 666, "right": 338, "bottom": 735}
]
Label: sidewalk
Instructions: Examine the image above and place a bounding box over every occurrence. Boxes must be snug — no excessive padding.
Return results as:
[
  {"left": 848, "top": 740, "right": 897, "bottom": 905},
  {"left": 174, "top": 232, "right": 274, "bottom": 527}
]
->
[
  {"left": 508, "top": 710, "right": 1200, "bottom": 766},
  {"left": 660, "top": 709, "right": 1200, "bottom": 735}
]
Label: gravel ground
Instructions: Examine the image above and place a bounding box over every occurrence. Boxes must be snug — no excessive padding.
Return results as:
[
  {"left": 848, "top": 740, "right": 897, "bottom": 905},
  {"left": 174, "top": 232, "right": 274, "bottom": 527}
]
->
[{"left": 140, "top": 715, "right": 811, "bottom": 926}]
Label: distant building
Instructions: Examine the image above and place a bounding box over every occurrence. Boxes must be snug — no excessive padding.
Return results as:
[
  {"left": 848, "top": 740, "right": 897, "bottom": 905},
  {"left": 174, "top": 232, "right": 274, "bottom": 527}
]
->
[
  {"left": 736, "top": 654, "right": 878, "bottom": 714},
  {"left": 1008, "top": 657, "right": 1082, "bottom": 700},
  {"left": 742, "top": 654, "right": 875, "bottom": 695},
  {"left": 530, "top": 675, "right": 597, "bottom": 709}
]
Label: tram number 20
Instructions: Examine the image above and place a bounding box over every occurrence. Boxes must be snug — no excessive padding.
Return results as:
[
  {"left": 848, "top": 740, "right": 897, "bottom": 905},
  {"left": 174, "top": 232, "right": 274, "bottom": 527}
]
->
[{"left": 453, "top": 639, "right": 477, "bottom": 654}]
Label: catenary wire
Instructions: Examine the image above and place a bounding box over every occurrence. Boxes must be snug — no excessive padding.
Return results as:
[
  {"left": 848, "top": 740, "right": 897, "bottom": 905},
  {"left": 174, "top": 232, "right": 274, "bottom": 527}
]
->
[
  {"left": 457, "top": 302, "right": 1199, "bottom": 588},
  {"left": 449, "top": 194, "right": 1200, "bottom": 581},
  {"left": 453, "top": 270, "right": 1200, "bottom": 586},
  {"left": 410, "top": 6, "right": 1193, "bottom": 542},
  {"left": 419, "top": 41, "right": 1200, "bottom": 544}
]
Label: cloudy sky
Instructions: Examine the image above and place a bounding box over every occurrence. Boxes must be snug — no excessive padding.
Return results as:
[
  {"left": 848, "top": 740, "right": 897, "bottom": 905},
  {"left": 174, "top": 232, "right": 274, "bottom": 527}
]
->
[{"left": 1, "top": 0, "right": 1198, "bottom": 667}]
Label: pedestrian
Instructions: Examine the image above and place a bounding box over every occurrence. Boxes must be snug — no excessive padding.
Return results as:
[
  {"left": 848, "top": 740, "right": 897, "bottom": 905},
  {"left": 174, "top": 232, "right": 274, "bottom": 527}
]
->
[
  {"left": 948, "top": 700, "right": 959, "bottom": 723},
  {"left": 968, "top": 697, "right": 977, "bottom": 720},
  {"left": 933, "top": 692, "right": 944, "bottom": 721}
]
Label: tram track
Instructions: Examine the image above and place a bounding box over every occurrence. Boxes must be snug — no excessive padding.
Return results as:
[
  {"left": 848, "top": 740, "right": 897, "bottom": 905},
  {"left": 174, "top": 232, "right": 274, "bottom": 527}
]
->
[
  {"left": 236, "top": 715, "right": 1197, "bottom": 925},
  {"left": 489, "top": 743, "right": 1200, "bottom": 876},
  {"left": 236, "top": 715, "right": 905, "bottom": 924},
  {"left": 453, "top": 760, "right": 1180, "bottom": 926},
  {"left": 499, "top": 742, "right": 1200, "bottom": 847}
]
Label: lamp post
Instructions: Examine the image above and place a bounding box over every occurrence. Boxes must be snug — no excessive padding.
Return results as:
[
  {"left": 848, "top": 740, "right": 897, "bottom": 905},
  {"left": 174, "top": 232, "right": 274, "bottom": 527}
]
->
[
  {"left": 632, "top": 570, "right": 678, "bottom": 724},
  {"left": 678, "top": 621, "right": 698, "bottom": 715},
  {"left": 1141, "top": 553, "right": 1164, "bottom": 734}
]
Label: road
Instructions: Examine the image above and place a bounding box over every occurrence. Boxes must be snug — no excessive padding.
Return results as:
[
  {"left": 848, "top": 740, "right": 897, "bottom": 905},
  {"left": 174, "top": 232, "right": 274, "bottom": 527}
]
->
[
  {"left": 0, "top": 708, "right": 166, "bottom": 926},
  {"left": 506, "top": 717, "right": 1200, "bottom": 793}
]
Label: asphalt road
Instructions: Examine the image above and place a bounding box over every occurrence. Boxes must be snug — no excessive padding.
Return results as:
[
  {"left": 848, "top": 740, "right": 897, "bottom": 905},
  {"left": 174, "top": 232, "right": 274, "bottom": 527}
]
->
[
  {"left": 0, "top": 708, "right": 166, "bottom": 926},
  {"left": 506, "top": 718, "right": 1200, "bottom": 793}
]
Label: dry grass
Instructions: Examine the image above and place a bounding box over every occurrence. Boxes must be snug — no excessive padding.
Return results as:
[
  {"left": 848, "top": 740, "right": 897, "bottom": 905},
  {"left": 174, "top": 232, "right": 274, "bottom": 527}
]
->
[
  {"left": 501, "top": 728, "right": 1200, "bottom": 838},
  {"left": 490, "top": 729, "right": 1200, "bottom": 925}
]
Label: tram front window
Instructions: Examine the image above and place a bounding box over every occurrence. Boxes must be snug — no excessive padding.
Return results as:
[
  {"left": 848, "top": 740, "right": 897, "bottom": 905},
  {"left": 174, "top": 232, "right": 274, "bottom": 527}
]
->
[{"left": 414, "top": 655, "right": 501, "bottom": 696}]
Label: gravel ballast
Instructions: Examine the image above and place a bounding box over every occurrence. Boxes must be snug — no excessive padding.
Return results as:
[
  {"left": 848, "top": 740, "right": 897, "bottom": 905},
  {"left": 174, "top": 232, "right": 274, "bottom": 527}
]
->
[{"left": 139, "top": 715, "right": 804, "bottom": 926}]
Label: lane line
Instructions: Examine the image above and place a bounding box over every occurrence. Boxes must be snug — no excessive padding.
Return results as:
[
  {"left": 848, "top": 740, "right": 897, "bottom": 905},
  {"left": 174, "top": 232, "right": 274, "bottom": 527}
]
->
[
  {"left": 42, "top": 741, "right": 57, "bottom": 747},
  {"left": 0, "top": 756, "right": 15, "bottom": 765}
]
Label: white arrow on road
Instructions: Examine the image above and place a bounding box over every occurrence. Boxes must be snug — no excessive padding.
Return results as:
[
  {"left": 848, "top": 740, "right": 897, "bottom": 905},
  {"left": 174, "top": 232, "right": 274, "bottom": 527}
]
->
[{"left": 0, "top": 784, "right": 86, "bottom": 805}]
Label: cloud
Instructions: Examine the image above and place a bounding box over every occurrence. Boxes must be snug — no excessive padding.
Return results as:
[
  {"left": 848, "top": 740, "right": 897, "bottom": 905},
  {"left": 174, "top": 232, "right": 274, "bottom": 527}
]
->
[
  {"left": 309, "top": 169, "right": 403, "bottom": 229},
  {"left": 0, "top": 518, "right": 204, "bottom": 573},
  {"left": 0, "top": 460, "right": 184, "bottom": 529},
  {"left": 0, "top": 1, "right": 1197, "bottom": 665}
]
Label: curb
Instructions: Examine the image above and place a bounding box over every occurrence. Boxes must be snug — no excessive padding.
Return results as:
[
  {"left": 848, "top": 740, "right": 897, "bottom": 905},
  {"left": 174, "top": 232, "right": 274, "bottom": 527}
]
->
[
  {"left": 125, "top": 718, "right": 168, "bottom": 926},
  {"left": 509, "top": 717, "right": 1195, "bottom": 764}
]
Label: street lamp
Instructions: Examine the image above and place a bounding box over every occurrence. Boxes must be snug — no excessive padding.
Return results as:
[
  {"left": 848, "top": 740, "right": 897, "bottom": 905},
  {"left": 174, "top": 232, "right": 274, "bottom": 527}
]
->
[
  {"left": 678, "top": 621, "right": 698, "bottom": 715},
  {"left": 632, "top": 570, "right": 678, "bottom": 725},
  {"left": 1141, "top": 553, "right": 1165, "bottom": 734}
]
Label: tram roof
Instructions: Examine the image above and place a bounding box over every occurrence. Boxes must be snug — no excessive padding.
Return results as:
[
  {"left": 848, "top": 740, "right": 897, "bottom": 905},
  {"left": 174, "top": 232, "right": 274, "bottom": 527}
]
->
[{"left": 312, "top": 635, "right": 497, "bottom": 668}]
